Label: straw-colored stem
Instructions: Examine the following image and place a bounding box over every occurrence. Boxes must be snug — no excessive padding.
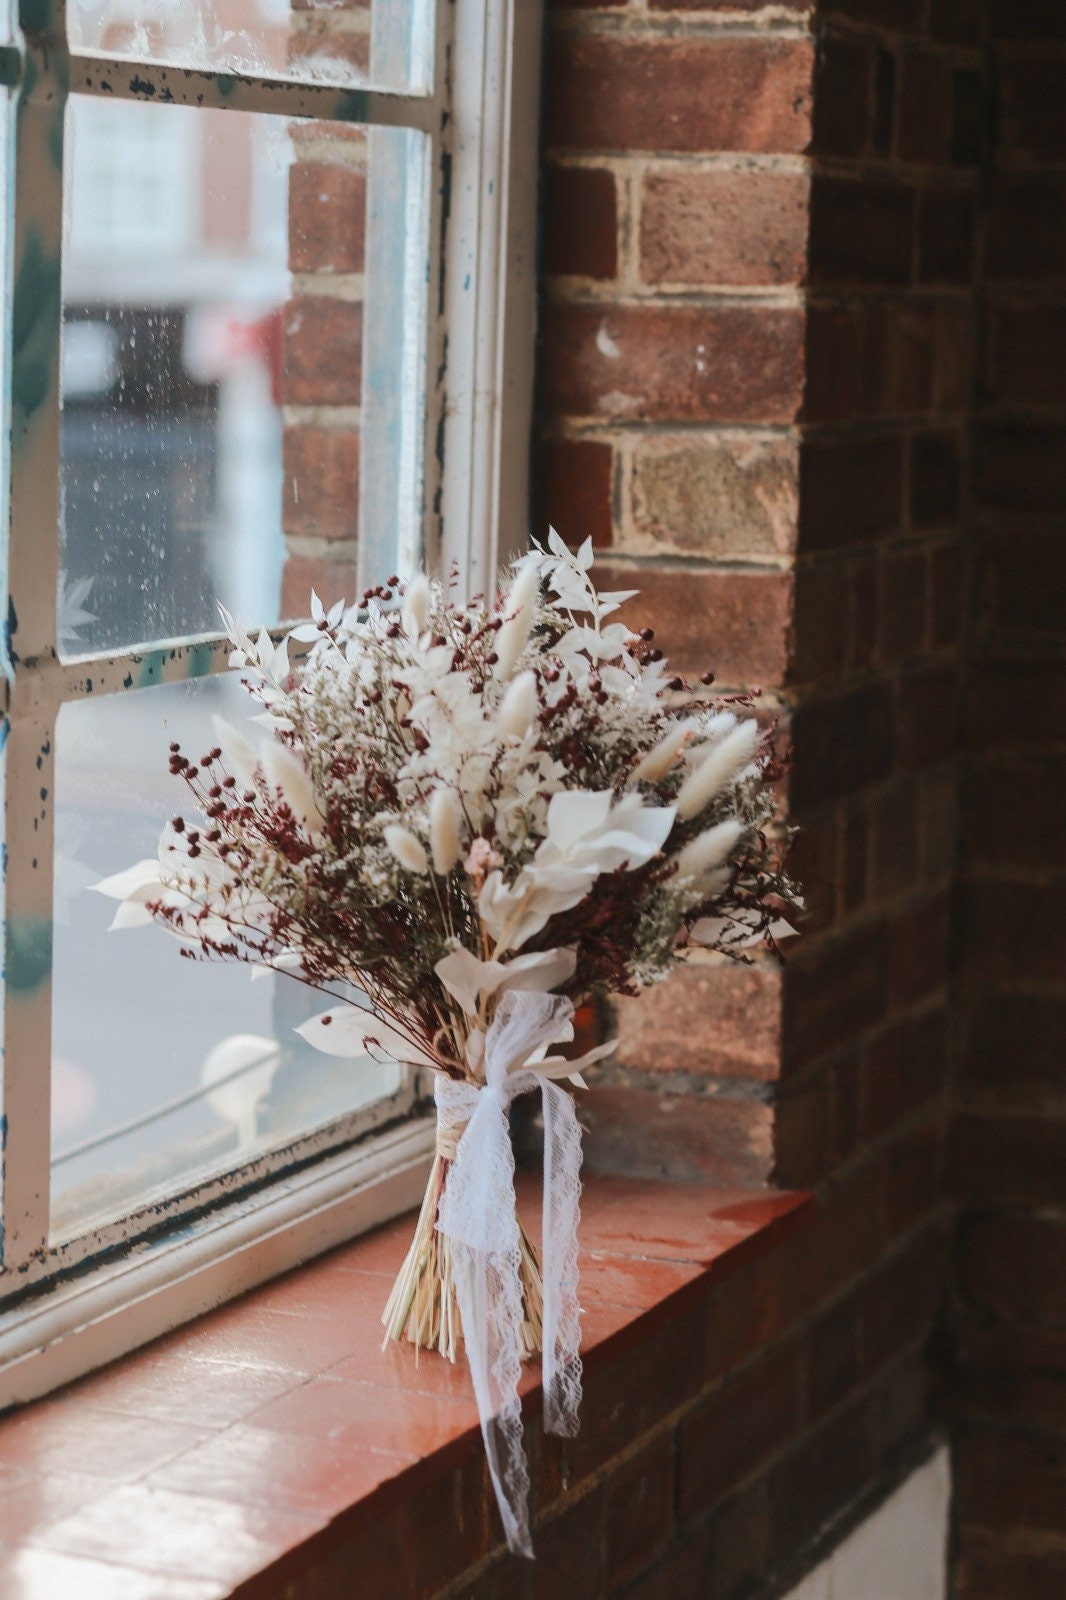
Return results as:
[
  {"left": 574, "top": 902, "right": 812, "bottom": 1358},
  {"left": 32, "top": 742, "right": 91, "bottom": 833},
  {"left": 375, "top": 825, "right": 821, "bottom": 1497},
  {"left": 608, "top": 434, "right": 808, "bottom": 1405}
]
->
[{"left": 382, "top": 1156, "right": 544, "bottom": 1363}]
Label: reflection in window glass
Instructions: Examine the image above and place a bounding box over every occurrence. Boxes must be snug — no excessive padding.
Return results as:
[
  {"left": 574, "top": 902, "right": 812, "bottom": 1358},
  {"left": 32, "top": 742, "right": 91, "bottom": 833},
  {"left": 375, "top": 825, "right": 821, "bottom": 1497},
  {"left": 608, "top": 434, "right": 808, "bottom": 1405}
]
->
[
  {"left": 60, "top": 96, "right": 292, "bottom": 654},
  {"left": 67, "top": 0, "right": 434, "bottom": 96},
  {"left": 59, "top": 96, "right": 429, "bottom": 656},
  {"left": 51, "top": 676, "right": 402, "bottom": 1239}
]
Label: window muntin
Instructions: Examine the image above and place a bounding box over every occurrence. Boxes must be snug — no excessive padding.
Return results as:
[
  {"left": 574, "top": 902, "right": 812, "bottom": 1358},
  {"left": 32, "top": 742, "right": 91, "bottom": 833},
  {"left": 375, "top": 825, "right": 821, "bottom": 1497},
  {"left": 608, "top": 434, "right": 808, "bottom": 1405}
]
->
[
  {"left": 0, "top": 0, "right": 540, "bottom": 1389},
  {"left": 67, "top": 0, "right": 435, "bottom": 96}
]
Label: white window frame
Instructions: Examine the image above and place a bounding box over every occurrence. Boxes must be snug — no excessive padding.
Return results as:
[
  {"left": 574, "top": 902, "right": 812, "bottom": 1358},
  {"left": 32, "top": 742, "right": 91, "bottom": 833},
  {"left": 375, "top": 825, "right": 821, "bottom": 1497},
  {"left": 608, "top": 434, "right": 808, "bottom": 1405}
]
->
[{"left": 0, "top": 0, "right": 542, "bottom": 1405}]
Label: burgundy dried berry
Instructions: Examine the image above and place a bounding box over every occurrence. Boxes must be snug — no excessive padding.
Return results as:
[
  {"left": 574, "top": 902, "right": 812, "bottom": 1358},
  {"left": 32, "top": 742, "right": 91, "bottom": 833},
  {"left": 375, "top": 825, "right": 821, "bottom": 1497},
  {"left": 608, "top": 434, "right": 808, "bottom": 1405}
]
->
[
  {"left": 209, "top": 784, "right": 222, "bottom": 799},
  {"left": 222, "top": 775, "right": 236, "bottom": 789},
  {"left": 243, "top": 790, "right": 256, "bottom": 803},
  {"left": 486, "top": 651, "right": 499, "bottom": 666},
  {"left": 700, "top": 670, "right": 716, "bottom": 686},
  {"left": 185, "top": 766, "right": 199, "bottom": 781},
  {"left": 171, "top": 816, "right": 185, "bottom": 833},
  {"left": 169, "top": 741, "right": 180, "bottom": 753},
  {"left": 639, "top": 628, "right": 655, "bottom": 642}
]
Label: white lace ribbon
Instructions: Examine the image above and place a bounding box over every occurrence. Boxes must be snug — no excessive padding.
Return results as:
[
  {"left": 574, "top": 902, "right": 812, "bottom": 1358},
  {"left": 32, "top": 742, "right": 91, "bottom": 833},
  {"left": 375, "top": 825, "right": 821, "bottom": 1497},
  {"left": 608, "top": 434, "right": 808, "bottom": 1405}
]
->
[{"left": 435, "top": 989, "right": 586, "bottom": 1558}]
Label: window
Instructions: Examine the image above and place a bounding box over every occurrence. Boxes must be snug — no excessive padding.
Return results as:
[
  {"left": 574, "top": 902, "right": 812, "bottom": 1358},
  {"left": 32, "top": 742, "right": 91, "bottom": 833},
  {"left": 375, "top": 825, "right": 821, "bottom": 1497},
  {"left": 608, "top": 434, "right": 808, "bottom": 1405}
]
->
[{"left": 0, "top": 0, "right": 542, "bottom": 1402}]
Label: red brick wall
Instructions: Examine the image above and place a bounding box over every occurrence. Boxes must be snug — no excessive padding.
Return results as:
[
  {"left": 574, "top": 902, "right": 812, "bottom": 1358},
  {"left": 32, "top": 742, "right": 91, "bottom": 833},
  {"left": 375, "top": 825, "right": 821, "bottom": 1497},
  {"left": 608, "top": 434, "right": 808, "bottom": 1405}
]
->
[
  {"left": 527, "top": 1, "right": 976, "bottom": 1593},
  {"left": 538, "top": 0, "right": 972, "bottom": 1207},
  {"left": 949, "top": 4, "right": 1066, "bottom": 1595},
  {"left": 280, "top": 119, "right": 366, "bottom": 620},
  {"left": 276, "top": 1, "right": 1065, "bottom": 1593}
]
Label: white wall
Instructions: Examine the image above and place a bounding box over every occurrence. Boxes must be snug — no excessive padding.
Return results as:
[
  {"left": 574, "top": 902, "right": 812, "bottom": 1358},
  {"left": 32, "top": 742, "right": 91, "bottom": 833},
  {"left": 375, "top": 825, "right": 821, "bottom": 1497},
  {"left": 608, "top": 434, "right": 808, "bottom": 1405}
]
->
[{"left": 784, "top": 1449, "right": 950, "bottom": 1600}]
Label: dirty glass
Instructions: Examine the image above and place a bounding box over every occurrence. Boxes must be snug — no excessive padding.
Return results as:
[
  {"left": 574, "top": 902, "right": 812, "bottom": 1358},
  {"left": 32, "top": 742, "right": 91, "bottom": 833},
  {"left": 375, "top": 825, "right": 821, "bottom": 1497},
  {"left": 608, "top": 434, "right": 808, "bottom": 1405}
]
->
[
  {"left": 58, "top": 95, "right": 428, "bottom": 656},
  {"left": 67, "top": 0, "right": 435, "bottom": 97},
  {"left": 50, "top": 675, "right": 402, "bottom": 1239}
]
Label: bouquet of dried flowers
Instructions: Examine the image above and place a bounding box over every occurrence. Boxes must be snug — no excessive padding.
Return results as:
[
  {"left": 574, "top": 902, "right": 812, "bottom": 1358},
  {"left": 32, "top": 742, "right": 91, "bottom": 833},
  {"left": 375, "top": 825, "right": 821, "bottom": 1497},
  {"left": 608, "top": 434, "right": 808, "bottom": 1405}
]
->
[{"left": 96, "top": 531, "right": 798, "bottom": 1553}]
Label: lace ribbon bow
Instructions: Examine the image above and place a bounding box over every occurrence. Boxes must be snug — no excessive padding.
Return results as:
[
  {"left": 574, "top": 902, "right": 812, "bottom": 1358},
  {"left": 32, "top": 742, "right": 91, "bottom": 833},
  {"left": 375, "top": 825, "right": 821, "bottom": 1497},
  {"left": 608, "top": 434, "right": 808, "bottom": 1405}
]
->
[{"left": 435, "top": 989, "right": 592, "bottom": 1558}]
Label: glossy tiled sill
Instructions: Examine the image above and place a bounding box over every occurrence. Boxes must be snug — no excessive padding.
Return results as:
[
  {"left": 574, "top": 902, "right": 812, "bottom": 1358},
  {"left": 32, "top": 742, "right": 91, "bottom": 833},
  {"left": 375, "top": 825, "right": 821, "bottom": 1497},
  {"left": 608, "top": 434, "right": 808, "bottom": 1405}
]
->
[{"left": 0, "top": 1176, "right": 810, "bottom": 1599}]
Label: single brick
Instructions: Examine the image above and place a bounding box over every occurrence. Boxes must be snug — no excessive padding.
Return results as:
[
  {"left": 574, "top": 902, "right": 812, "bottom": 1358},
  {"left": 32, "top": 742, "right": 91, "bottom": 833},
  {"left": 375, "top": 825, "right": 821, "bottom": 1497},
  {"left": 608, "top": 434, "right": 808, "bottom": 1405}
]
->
[
  {"left": 592, "top": 561, "right": 794, "bottom": 684},
  {"left": 988, "top": 304, "right": 1066, "bottom": 409},
  {"left": 928, "top": 0, "right": 981, "bottom": 43},
  {"left": 987, "top": 177, "right": 1066, "bottom": 281},
  {"left": 282, "top": 425, "right": 359, "bottom": 542},
  {"left": 896, "top": 48, "right": 954, "bottom": 166},
  {"left": 628, "top": 435, "right": 799, "bottom": 560},
  {"left": 918, "top": 188, "right": 976, "bottom": 285},
  {"left": 896, "top": 664, "right": 958, "bottom": 771},
  {"left": 544, "top": 35, "right": 813, "bottom": 155},
  {"left": 282, "top": 297, "right": 363, "bottom": 406},
  {"left": 1001, "top": 57, "right": 1066, "bottom": 163},
  {"left": 809, "top": 177, "right": 916, "bottom": 286},
  {"left": 540, "top": 303, "right": 805, "bottom": 425},
  {"left": 281, "top": 553, "right": 357, "bottom": 620},
  {"left": 613, "top": 962, "right": 783, "bottom": 1081},
  {"left": 581, "top": 1086, "right": 774, "bottom": 1185},
  {"left": 867, "top": 778, "right": 921, "bottom": 902},
  {"left": 986, "top": 531, "right": 1066, "bottom": 642},
  {"left": 782, "top": 921, "right": 890, "bottom": 1071},
  {"left": 958, "top": 1209, "right": 1066, "bottom": 1331},
  {"left": 535, "top": 437, "right": 614, "bottom": 549},
  {"left": 787, "top": 683, "right": 895, "bottom": 811},
  {"left": 950, "top": 1112, "right": 1066, "bottom": 1210},
  {"left": 639, "top": 169, "right": 808, "bottom": 288},
  {"left": 289, "top": 163, "right": 366, "bottom": 274},
  {"left": 791, "top": 558, "right": 851, "bottom": 685},
  {"left": 859, "top": 1009, "right": 948, "bottom": 1141},
  {"left": 798, "top": 434, "right": 905, "bottom": 550},
  {"left": 812, "top": 31, "right": 872, "bottom": 160},
  {"left": 875, "top": 548, "right": 928, "bottom": 666},
  {"left": 889, "top": 892, "right": 951, "bottom": 1007},
  {"left": 678, "top": 1346, "right": 803, "bottom": 1520},
  {"left": 542, "top": 164, "right": 617, "bottom": 279},
  {"left": 976, "top": 422, "right": 1066, "bottom": 511},
  {"left": 911, "top": 431, "right": 961, "bottom": 527}
]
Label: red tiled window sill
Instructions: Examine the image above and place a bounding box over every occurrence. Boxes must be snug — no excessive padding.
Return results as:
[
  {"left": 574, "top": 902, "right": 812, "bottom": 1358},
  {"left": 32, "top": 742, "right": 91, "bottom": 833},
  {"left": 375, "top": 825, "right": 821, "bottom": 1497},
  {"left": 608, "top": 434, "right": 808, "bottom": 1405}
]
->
[{"left": 0, "top": 1175, "right": 811, "bottom": 1600}]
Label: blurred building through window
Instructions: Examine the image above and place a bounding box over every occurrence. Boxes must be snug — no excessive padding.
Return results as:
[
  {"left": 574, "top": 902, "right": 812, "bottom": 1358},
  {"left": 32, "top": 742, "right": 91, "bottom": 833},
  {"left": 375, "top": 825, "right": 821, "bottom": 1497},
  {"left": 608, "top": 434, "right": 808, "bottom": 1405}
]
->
[{"left": 60, "top": 95, "right": 290, "bottom": 654}]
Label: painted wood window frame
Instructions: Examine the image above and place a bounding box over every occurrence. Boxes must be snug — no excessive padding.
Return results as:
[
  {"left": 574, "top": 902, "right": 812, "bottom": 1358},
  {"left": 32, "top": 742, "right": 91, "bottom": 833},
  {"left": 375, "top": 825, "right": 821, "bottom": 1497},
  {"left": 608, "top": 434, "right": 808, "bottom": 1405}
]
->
[{"left": 0, "top": 0, "right": 543, "bottom": 1406}]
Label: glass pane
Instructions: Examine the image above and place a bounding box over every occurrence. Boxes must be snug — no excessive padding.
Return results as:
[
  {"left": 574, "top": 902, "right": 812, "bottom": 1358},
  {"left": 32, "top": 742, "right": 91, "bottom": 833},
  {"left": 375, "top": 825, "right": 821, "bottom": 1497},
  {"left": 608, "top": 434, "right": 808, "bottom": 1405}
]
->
[
  {"left": 59, "top": 95, "right": 428, "bottom": 656},
  {"left": 51, "top": 676, "right": 403, "bottom": 1239},
  {"left": 67, "top": 0, "right": 434, "bottom": 96}
]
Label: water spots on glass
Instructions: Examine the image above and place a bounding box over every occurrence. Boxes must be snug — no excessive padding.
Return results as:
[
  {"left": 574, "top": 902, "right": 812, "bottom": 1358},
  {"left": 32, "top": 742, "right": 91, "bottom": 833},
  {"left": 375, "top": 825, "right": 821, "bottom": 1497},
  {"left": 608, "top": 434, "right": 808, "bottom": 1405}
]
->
[{"left": 7, "top": 917, "right": 53, "bottom": 995}]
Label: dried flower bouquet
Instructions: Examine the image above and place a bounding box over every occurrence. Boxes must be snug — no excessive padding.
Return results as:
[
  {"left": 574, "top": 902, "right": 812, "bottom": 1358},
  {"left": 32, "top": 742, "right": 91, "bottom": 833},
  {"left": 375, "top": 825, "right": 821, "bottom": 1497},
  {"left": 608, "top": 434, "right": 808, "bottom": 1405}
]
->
[{"left": 96, "top": 531, "right": 799, "bottom": 1552}]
